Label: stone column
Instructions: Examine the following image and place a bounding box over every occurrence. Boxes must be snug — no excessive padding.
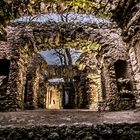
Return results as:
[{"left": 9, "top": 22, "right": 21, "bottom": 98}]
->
[
  {"left": 87, "top": 69, "right": 102, "bottom": 111},
  {"left": 6, "top": 59, "right": 23, "bottom": 111},
  {"left": 129, "top": 47, "right": 140, "bottom": 108}
]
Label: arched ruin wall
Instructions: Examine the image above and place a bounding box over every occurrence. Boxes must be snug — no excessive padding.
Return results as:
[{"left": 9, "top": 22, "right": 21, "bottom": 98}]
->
[{"left": 3, "top": 22, "right": 136, "bottom": 111}]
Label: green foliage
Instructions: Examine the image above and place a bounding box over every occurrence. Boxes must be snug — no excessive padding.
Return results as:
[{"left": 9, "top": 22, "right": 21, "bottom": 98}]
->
[
  {"left": 67, "top": 0, "right": 100, "bottom": 9},
  {"left": 64, "top": 39, "right": 101, "bottom": 54},
  {"left": 66, "top": 0, "right": 100, "bottom": 13}
]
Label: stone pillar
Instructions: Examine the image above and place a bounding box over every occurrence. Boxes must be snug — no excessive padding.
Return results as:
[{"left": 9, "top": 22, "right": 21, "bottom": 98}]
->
[
  {"left": 6, "top": 59, "right": 23, "bottom": 111},
  {"left": 37, "top": 80, "right": 46, "bottom": 108},
  {"left": 129, "top": 47, "right": 140, "bottom": 90},
  {"left": 87, "top": 70, "right": 102, "bottom": 111},
  {"left": 0, "top": 42, "right": 20, "bottom": 111},
  {"left": 32, "top": 67, "right": 40, "bottom": 108},
  {"left": 129, "top": 47, "right": 140, "bottom": 108},
  {"left": 25, "top": 66, "right": 42, "bottom": 109}
]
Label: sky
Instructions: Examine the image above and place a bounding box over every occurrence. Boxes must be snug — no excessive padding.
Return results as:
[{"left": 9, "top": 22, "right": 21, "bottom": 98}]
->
[
  {"left": 38, "top": 48, "right": 83, "bottom": 65},
  {"left": 15, "top": 12, "right": 110, "bottom": 24}
]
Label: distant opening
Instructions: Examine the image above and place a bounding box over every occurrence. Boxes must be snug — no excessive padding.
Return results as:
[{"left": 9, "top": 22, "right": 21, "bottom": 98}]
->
[
  {"left": 38, "top": 48, "right": 88, "bottom": 109},
  {"left": 63, "top": 83, "right": 75, "bottom": 109},
  {"left": 114, "top": 60, "right": 127, "bottom": 79},
  {"left": 50, "top": 90, "right": 52, "bottom": 104},
  {"left": 0, "top": 59, "right": 10, "bottom": 76}
]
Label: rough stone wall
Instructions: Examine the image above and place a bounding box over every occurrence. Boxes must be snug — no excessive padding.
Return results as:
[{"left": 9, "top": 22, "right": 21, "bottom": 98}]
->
[
  {"left": 128, "top": 33, "right": 140, "bottom": 108},
  {"left": 77, "top": 52, "right": 102, "bottom": 110},
  {"left": 24, "top": 54, "right": 48, "bottom": 109},
  {"left": 128, "top": 19, "right": 140, "bottom": 86},
  {"left": 16, "top": 44, "right": 31, "bottom": 110},
  {"left": 123, "top": 2, "right": 140, "bottom": 108},
  {"left": 73, "top": 71, "right": 88, "bottom": 109},
  {"left": 37, "top": 74, "right": 47, "bottom": 108},
  {"left": 96, "top": 28, "right": 136, "bottom": 110},
  {"left": 0, "top": 42, "right": 11, "bottom": 59},
  {"left": 0, "top": 123, "right": 139, "bottom": 140},
  {"left": 129, "top": 44, "right": 140, "bottom": 90}
]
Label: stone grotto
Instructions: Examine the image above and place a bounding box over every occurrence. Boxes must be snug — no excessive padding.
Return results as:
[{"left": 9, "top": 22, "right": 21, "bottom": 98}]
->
[{"left": 0, "top": 12, "right": 139, "bottom": 111}]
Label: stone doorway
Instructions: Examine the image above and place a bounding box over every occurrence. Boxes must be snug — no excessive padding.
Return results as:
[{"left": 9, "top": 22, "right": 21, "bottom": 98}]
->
[
  {"left": 114, "top": 60, "right": 127, "bottom": 79},
  {"left": 114, "top": 60, "right": 132, "bottom": 92},
  {"left": 63, "top": 83, "right": 75, "bottom": 109},
  {"left": 112, "top": 60, "right": 135, "bottom": 110}
]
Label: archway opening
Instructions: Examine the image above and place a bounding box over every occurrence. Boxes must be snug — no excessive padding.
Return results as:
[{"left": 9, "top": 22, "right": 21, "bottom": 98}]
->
[
  {"left": 63, "top": 82, "right": 75, "bottom": 109},
  {"left": 113, "top": 60, "right": 135, "bottom": 110},
  {"left": 0, "top": 59, "right": 10, "bottom": 76},
  {"left": 41, "top": 48, "right": 87, "bottom": 109},
  {"left": 114, "top": 60, "right": 132, "bottom": 92},
  {"left": 10, "top": 12, "right": 108, "bottom": 111}
]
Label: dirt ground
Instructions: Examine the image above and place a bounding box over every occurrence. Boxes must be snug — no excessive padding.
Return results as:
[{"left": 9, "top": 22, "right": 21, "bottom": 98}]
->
[{"left": 0, "top": 109, "right": 140, "bottom": 128}]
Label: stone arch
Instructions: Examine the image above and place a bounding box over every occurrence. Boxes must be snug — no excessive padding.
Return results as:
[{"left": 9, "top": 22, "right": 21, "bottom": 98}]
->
[
  {"left": 5, "top": 13, "right": 134, "bottom": 111},
  {"left": 94, "top": 29, "right": 136, "bottom": 110}
]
